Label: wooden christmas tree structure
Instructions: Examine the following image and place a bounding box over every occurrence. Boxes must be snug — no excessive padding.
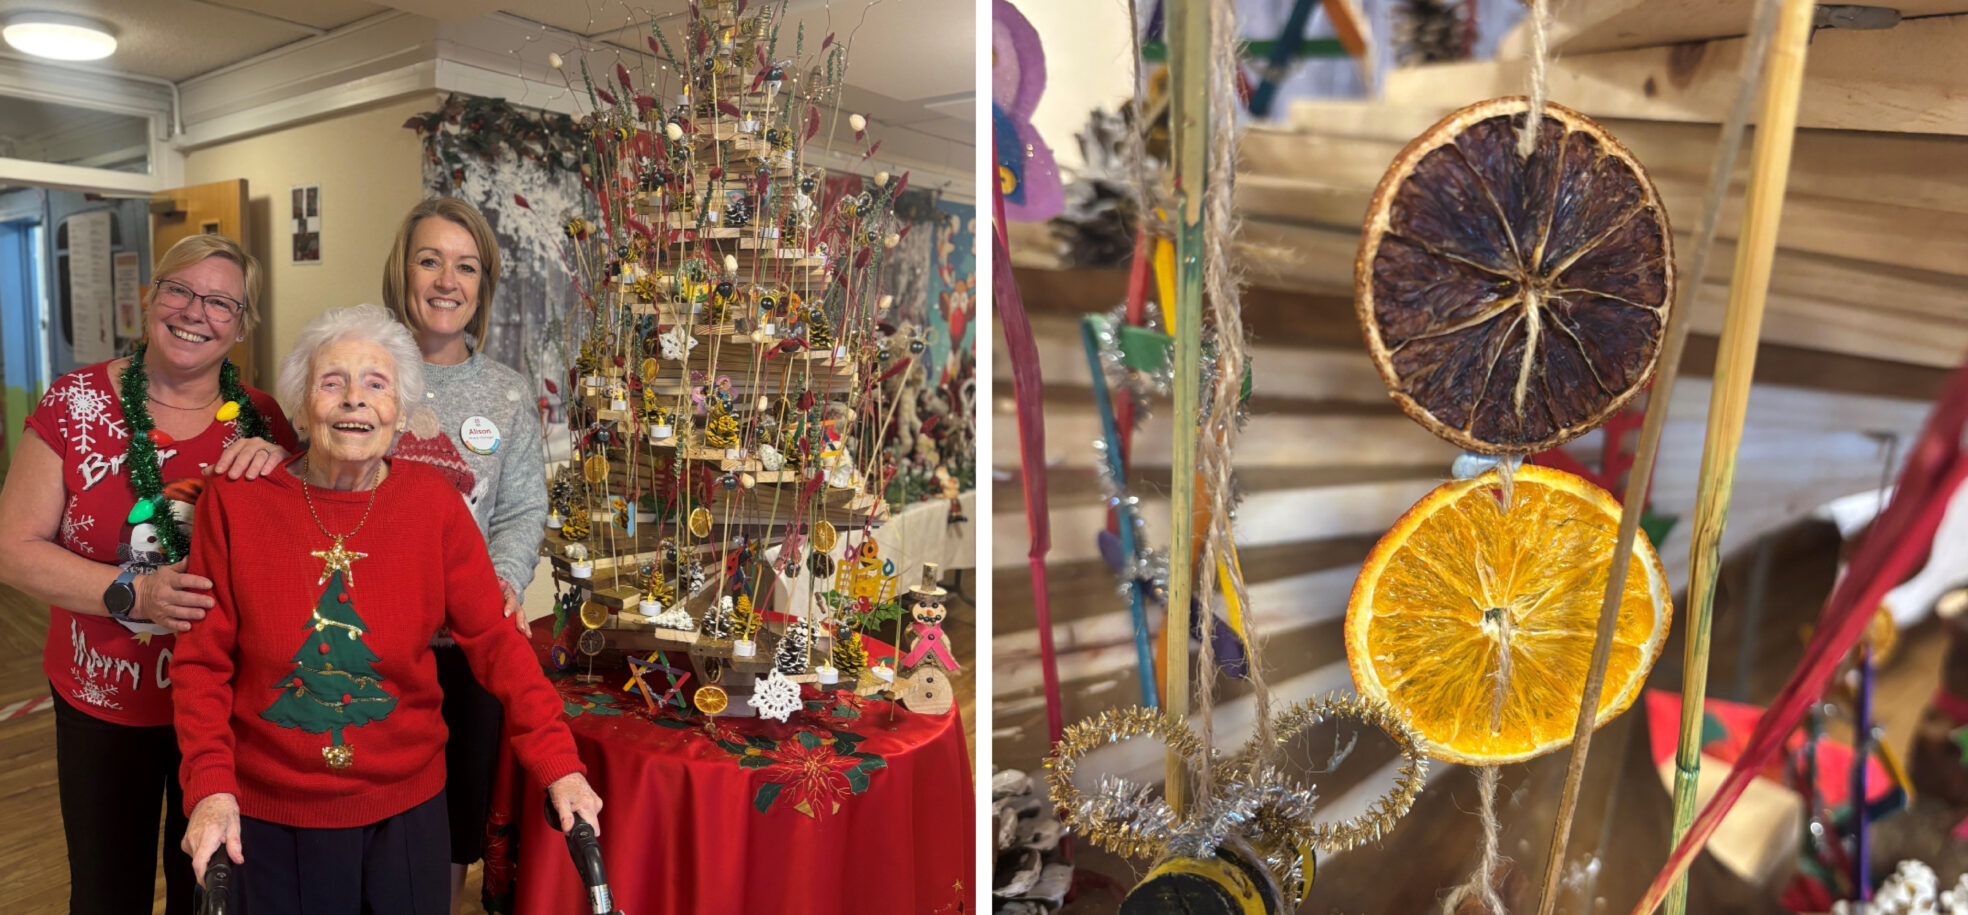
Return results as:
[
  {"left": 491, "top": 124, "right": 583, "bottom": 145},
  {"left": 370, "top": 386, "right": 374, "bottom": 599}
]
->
[{"left": 540, "top": 0, "right": 910, "bottom": 716}]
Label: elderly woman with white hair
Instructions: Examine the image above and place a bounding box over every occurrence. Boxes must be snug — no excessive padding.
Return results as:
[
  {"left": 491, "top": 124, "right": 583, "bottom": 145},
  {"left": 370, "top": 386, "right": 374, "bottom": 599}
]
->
[{"left": 172, "top": 304, "right": 600, "bottom": 912}]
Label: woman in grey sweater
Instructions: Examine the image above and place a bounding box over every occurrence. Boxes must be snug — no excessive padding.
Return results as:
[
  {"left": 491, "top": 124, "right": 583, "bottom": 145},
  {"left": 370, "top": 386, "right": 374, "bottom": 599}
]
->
[{"left": 381, "top": 197, "right": 548, "bottom": 915}]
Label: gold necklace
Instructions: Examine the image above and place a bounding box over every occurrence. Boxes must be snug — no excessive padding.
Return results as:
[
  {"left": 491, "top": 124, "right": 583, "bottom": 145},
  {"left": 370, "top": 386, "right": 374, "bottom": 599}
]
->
[
  {"left": 147, "top": 388, "right": 221, "bottom": 410},
  {"left": 301, "top": 455, "right": 384, "bottom": 586}
]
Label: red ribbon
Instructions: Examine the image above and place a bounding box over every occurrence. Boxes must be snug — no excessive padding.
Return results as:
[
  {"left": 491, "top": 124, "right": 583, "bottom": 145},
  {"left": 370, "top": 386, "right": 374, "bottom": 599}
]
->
[
  {"left": 1633, "top": 353, "right": 1968, "bottom": 914},
  {"left": 993, "top": 178, "right": 1063, "bottom": 750},
  {"left": 900, "top": 622, "right": 961, "bottom": 671}
]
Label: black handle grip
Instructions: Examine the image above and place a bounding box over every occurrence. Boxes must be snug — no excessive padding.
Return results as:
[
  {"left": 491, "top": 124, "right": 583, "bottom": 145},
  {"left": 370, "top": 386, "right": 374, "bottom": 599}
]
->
[
  {"left": 200, "top": 856, "right": 233, "bottom": 915},
  {"left": 544, "top": 796, "right": 618, "bottom": 915}
]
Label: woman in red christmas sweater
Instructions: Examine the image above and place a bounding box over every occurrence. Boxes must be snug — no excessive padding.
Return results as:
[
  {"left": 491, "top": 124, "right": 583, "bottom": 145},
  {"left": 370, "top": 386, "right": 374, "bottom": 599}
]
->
[
  {"left": 173, "top": 304, "right": 600, "bottom": 911},
  {"left": 0, "top": 233, "right": 297, "bottom": 915}
]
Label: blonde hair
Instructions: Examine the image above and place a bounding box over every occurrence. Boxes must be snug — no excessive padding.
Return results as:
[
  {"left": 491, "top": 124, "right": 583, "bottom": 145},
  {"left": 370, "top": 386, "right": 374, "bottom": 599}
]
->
[
  {"left": 381, "top": 198, "right": 500, "bottom": 346},
  {"left": 148, "top": 234, "right": 262, "bottom": 340}
]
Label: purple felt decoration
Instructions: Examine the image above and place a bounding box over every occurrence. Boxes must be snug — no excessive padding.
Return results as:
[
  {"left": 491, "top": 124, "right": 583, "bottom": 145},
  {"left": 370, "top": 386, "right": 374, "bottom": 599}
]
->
[{"left": 992, "top": 0, "right": 1063, "bottom": 222}]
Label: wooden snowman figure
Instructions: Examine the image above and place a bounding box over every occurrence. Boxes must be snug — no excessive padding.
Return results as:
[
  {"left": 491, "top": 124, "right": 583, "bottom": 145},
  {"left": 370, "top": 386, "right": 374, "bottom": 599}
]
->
[{"left": 891, "top": 563, "right": 958, "bottom": 714}]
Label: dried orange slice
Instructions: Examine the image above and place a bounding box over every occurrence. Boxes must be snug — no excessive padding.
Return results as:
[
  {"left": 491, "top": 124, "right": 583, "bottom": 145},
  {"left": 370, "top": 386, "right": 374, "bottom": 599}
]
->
[
  {"left": 1344, "top": 464, "right": 1670, "bottom": 765},
  {"left": 1357, "top": 98, "right": 1674, "bottom": 455}
]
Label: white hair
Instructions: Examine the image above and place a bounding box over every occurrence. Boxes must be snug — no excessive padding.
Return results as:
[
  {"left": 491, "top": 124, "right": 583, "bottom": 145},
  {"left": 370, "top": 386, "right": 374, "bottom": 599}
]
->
[{"left": 277, "top": 304, "right": 426, "bottom": 444}]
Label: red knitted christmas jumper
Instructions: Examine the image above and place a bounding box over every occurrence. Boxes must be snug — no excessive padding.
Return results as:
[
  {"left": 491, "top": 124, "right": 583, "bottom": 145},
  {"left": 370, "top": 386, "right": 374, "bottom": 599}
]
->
[{"left": 173, "top": 458, "right": 583, "bottom": 828}]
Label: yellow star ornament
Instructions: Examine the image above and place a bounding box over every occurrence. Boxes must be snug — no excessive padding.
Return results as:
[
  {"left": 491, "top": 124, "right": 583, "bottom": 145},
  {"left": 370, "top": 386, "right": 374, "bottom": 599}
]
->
[{"left": 312, "top": 537, "right": 369, "bottom": 586}]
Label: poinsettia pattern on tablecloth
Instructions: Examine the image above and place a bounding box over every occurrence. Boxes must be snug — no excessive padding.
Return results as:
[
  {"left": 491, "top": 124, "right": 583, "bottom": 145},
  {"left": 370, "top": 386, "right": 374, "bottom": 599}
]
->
[{"left": 545, "top": 670, "right": 890, "bottom": 817}]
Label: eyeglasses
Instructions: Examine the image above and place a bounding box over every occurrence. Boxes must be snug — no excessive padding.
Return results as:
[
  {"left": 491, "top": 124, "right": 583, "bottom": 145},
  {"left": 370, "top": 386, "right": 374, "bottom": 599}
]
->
[{"left": 154, "top": 279, "right": 243, "bottom": 324}]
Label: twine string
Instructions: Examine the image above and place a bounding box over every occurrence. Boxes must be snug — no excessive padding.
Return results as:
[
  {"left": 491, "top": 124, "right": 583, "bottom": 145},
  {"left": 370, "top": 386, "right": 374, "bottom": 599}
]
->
[
  {"left": 1194, "top": 538, "right": 1219, "bottom": 803},
  {"left": 1193, "top": 0, "right": 1284, "bottom": 784},
  {"left": 1517, "top": 0, "right": 1550, "bottom": 158},
  {"left": 1442, "top": 766, "right": 1509, "bottom": 914}
]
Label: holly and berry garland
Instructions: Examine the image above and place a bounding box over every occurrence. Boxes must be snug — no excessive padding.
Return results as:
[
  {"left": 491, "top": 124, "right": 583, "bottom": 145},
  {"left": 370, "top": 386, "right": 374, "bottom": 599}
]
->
[{"left": 260, "top": 568, "right": 396, "bottom": 769}]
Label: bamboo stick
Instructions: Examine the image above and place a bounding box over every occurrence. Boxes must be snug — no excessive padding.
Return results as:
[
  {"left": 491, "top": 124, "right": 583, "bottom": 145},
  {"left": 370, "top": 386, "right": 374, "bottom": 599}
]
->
[
  {"left": 1164, "top": 0, "right": 1210, "bottom": 818},
  {"left": 1664, "top": 3, "right": 1817, "bottom": 912},
  {"left": 1531, "top": 3, "right": 1781, "bottom": 912}
]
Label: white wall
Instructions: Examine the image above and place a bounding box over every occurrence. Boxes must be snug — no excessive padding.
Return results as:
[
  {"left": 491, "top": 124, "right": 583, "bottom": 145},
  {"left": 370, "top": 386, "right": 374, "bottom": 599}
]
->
[
  {"left": 1013, "top": 2, "right": 1136, "bottom": 175},
  {"left": 181, "top": 95, "right": 434, "bottom": 382}
]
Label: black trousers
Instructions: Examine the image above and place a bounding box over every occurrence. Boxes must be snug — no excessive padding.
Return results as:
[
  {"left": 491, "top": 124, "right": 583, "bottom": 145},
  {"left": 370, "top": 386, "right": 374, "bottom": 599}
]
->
[
  {"left": 52, "top": 688, "right": 194, "bottom": 915},
  {"left": 230, "top": 789, "right": 449, "bottom": 915},
  {"left": 435, "top": 643, "right": 502, "bottom": 865}
]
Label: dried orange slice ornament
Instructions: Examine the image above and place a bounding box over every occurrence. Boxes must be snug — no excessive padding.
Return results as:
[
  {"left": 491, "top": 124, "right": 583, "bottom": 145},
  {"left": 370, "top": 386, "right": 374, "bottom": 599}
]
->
[
  {"left": 1357, "top": 98, "right": 1674, "bottom": 455},
  {"left": 1344, "top": 464, "right": 1671, "bottom": 765}
]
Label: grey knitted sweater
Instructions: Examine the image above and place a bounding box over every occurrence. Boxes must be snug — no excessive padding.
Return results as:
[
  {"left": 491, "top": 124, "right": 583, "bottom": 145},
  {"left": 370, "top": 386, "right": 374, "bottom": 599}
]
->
[{"left": 390, "top": 349, "right": 547, "bottom": 595}]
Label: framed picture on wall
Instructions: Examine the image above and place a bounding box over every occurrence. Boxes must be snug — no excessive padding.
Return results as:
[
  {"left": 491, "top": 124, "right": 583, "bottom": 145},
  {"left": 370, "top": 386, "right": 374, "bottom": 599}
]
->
[{"left": 291, "top": 183, "right": 321, "bottom": 264}]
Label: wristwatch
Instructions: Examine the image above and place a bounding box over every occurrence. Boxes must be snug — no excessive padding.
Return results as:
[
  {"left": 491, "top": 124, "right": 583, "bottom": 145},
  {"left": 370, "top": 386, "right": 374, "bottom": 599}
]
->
[{"left": 103, "top": 568, "right": 139, "bottom": 623}]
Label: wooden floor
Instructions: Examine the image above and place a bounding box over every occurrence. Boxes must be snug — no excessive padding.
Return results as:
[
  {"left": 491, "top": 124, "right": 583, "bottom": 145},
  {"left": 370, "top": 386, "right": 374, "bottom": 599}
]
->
[{"left": 0, "top": 557, "right": 977, "bottom": 915}]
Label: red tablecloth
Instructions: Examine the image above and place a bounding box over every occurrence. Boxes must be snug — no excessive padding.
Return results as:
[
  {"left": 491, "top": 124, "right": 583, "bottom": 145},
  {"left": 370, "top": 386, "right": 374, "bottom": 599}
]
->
[{"left": 482, "top": 623, "right": 974, "bottom": 915}]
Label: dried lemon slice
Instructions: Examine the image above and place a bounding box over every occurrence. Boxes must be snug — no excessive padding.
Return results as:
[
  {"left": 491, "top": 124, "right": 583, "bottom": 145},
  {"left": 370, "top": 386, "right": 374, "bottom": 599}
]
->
[
  {"left": 1356, "top": 98, "right": 1674, "bottom": 455},
  {"left": 1344, "top": 464, "right": 1671, "bottom": 764}
]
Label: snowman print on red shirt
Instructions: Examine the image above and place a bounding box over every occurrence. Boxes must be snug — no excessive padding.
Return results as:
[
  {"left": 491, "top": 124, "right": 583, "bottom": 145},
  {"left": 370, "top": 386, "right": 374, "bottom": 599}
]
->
[{"left": 114, "top": 477, "right": 205, "bottom": 635}]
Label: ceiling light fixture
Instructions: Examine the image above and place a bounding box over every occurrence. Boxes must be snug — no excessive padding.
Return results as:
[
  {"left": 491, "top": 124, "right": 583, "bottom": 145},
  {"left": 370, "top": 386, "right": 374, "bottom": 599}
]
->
[{"left": 3, "top": 12, "right": 118, "bottom": 62}]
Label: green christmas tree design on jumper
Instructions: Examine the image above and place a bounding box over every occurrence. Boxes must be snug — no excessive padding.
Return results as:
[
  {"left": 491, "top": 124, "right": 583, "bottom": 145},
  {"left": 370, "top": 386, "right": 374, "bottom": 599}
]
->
[{"left": 261, "top": 569, "right": 396, "bottom": 769}]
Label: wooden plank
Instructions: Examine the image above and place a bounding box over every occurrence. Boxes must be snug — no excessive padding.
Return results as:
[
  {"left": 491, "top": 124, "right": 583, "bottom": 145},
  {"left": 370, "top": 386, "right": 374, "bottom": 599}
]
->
[
  {"left": 1007, "top": 267, "right": 1364, "bottom": 348},
  {"left": 994, "top": 564, "right": 1360, "bottom": 698},
  {"left": 993, "top": 615, "right": 1354, "bottom": 769},
  {"left": 989, "top": 312, "right": 1390, "bottom": 403},
  {"left": 1679, "top": 328, "right": 1955, "bottom": 400},
  {"left": 998, "top": 464, "right": 1441, "bottom": 511},
  {"left": 1002, "top": 268, "right": 1957, "bottom": 400},
  {"left": 1237, "top": 166, "right": 1968, "bottom": 280},
  {"left": 1235, "top": 220, "right": 1968, "bottom": 366},
  {"left": 998, "top": 471, "right": 1441, "bottom": 568},
  {"left": 1496, "top": 0, "right": 1968, "bottom": 57},
  {"left": 993, "top": 534, "right": 1382, "bottom": 635},
  {"left": 1381, "top": 13, "right": 1968, "bottom": 135},
  {"left": 1682, "top": 278, "right": 1968, "bottom": 368},
  {"left": 1267, "top": 114, "right": 1968, "bottom": 221},
  {"left": 991, "top": 402, "right": 1458, "bottom": 469}
]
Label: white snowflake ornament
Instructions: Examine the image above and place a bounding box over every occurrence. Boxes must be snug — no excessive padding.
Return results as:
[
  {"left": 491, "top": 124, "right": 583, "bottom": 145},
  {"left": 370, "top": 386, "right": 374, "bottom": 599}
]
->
[
  {"left": 660, "top": 326, "right": 698, "bottom": 362},
  {"left": 748, "top": 669, "right": 801, "bottom": 722}
]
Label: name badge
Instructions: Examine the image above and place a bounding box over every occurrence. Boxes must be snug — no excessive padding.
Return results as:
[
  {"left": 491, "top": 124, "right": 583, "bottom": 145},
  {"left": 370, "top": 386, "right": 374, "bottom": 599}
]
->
[{"left": 460, "top": 416, "right": 501, "bottom": 455}]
